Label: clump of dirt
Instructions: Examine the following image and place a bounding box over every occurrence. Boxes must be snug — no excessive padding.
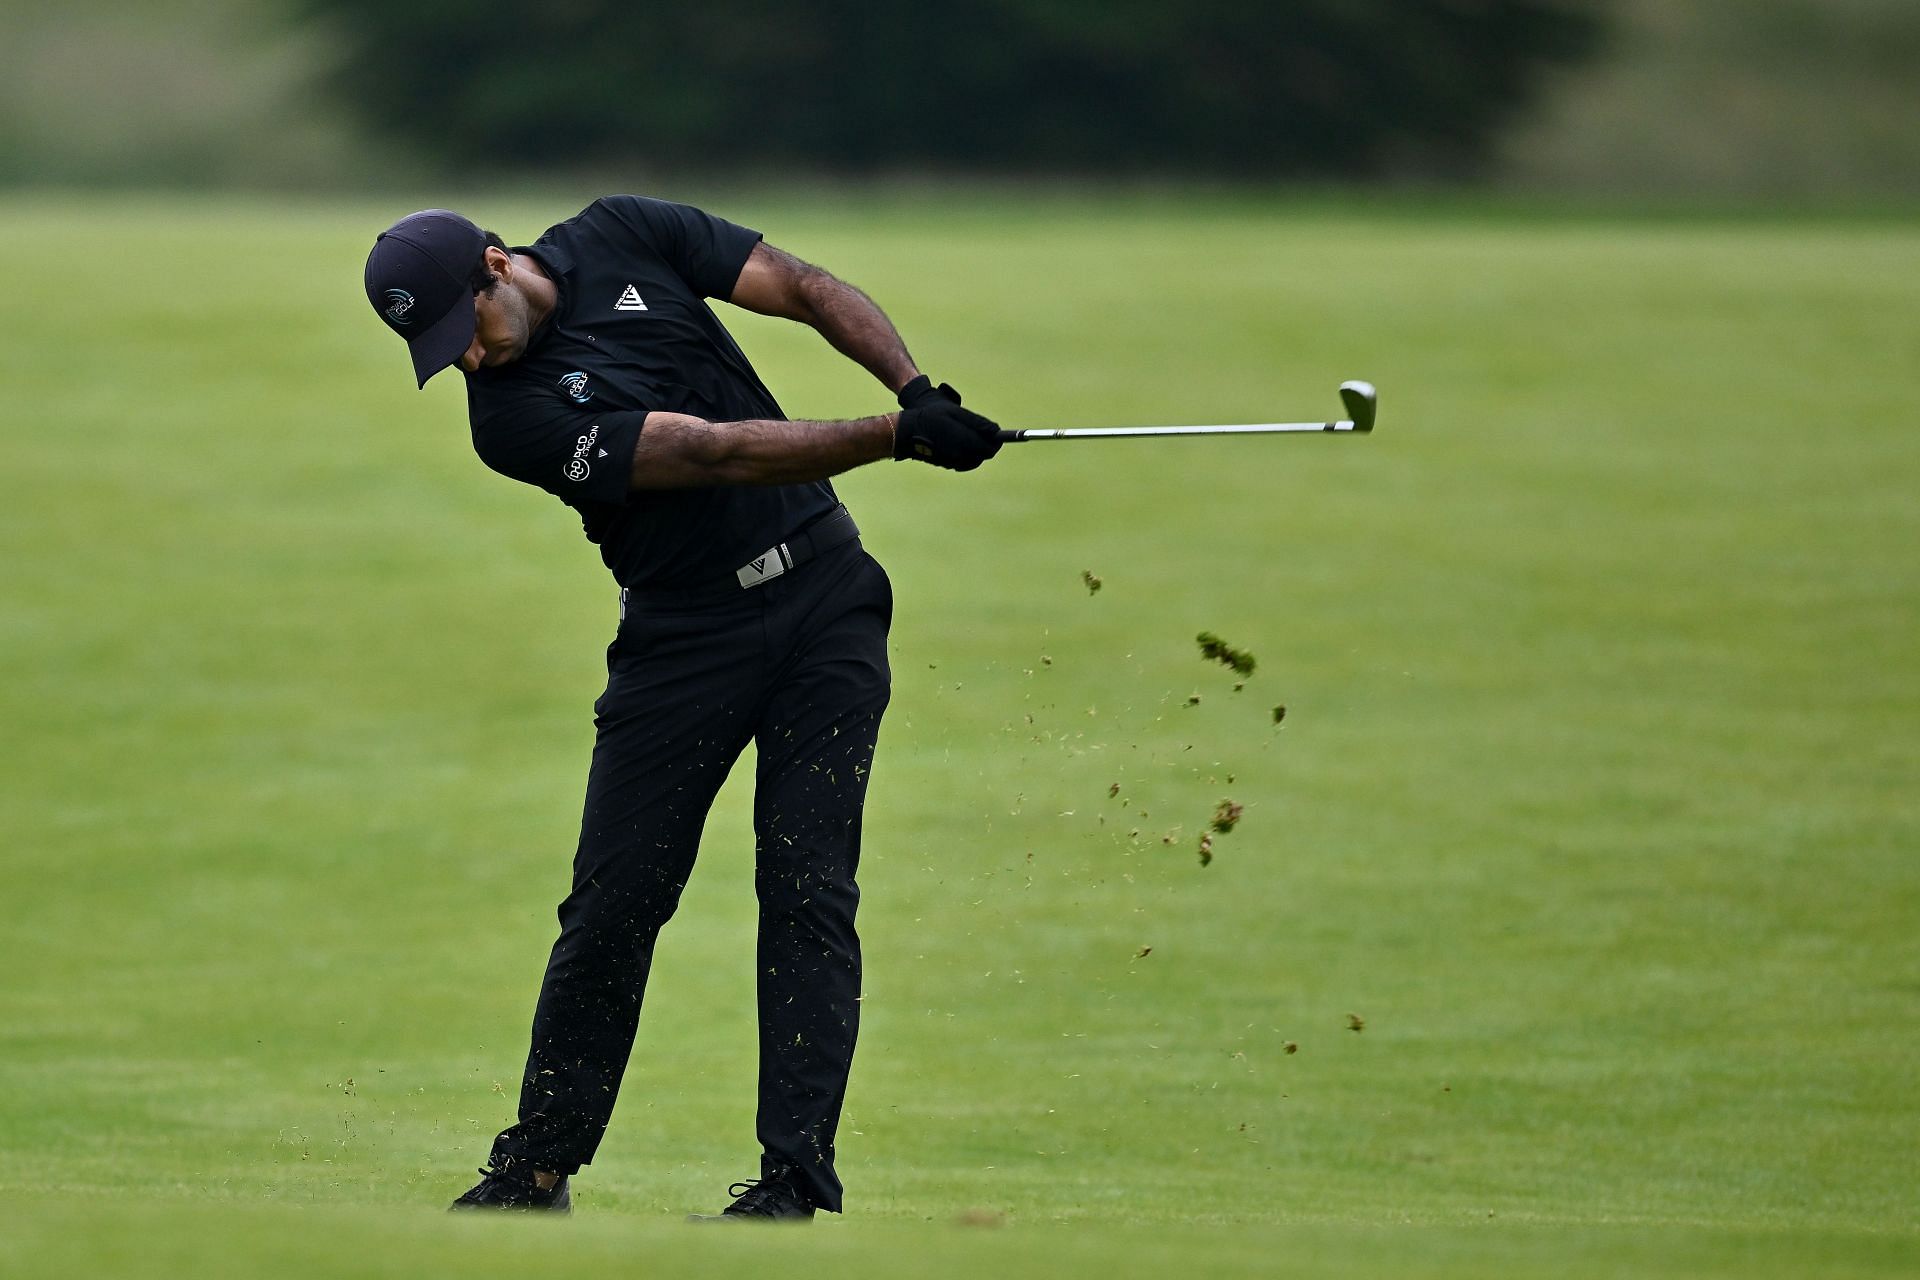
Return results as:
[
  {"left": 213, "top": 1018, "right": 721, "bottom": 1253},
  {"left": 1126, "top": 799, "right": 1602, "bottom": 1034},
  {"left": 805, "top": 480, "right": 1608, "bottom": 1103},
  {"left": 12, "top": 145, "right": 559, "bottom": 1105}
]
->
[
  {"left": 1346, "top": 1013, "right": 1365, "bottom": 1033},
  {"left": 1135, "top": 945, "right": 1153, "bottom": 959},
  {"left": 1108, "top": 782, "right": 1121, "bottom": 798},
  {"left": 1081, "top": 570, "right": 1103, "bottom": 595},
  {"left": 1272, "top": 705, "right": 1287, "bottom": 725},
  {"left": 1186, "top": 799, "right": 1243, "bottom": 865},
  {"left": 1283, "top": 1041, "right": 1299, "bottom": 1055},
  {"left": 1210, "top": 799, "right": 1243, "bottom": 834},
  {"left": 1196, "top": 631, "right": 1256, "bottom": 677}
]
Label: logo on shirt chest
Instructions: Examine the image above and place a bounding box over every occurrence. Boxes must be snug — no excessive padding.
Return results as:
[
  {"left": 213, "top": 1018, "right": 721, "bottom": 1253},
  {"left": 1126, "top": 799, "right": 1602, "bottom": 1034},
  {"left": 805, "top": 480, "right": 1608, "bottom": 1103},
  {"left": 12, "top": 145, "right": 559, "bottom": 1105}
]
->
[
  {"left": 614, "top": 284, "right": 648, "bottom": 312},
  {"left": 558, "top": 371, "right": 592, "bottom": 403}
]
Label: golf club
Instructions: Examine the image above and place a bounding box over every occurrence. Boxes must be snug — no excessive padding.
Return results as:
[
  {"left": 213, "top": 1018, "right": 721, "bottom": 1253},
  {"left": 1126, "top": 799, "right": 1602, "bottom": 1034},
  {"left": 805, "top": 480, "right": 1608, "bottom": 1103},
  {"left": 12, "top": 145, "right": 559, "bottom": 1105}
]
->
[{"left": 997, "top": 380, "right": 1377, "bottom": 442}]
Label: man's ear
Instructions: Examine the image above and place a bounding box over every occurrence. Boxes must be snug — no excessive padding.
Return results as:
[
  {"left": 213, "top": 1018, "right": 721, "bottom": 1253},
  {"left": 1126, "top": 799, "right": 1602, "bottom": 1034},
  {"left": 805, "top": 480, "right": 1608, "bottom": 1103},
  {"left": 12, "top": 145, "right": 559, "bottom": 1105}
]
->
[{"left": 482, "top": 244, "right": 513, "bottom": 284}]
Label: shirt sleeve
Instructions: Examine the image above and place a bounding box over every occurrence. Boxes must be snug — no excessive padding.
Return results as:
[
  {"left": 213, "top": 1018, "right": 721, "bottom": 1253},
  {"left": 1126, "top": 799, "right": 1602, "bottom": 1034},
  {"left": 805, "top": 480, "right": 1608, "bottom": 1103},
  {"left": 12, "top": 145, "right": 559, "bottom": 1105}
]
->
[
  {"left": 600, "top": 195, "right": 763, "bottom": 301},
  {"left": 469, "top": 397, "right": 647, "bottom": 507}
]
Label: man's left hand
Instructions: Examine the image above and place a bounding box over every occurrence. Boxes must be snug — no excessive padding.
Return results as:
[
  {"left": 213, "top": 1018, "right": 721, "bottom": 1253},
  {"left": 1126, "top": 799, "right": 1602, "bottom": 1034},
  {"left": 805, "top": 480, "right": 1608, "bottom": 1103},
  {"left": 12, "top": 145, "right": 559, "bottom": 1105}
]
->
[{"left": 897, "top": 375, "right": 963, "bottom": 412}]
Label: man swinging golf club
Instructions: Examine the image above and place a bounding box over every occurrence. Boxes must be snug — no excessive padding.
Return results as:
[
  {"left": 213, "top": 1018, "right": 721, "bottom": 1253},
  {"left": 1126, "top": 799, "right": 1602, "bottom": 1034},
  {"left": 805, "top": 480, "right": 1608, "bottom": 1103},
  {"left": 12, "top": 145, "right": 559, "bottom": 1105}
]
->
[{"left": 364, "top": 196, "right": 1002, "bottom": 1218}]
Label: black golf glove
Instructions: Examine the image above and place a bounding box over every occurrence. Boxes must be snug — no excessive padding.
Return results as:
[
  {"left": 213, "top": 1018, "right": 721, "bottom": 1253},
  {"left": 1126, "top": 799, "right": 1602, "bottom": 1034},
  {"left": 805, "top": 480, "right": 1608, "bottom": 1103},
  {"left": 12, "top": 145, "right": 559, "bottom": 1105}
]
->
[
  {"left": 896, "top": 374, "right": 962, "bottom": 412},
  {"left": 894, "top": 397, "right": 1003, "bottom": 471}
]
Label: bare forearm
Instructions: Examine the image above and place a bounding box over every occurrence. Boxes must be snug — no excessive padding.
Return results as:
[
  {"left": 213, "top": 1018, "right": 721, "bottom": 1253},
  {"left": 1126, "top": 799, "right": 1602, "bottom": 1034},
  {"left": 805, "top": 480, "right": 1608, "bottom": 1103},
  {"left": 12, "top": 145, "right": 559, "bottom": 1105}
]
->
[
  {"left": 796, "top": 271, "right": 919, "bottom": 393},
  {"left": 730, "top": 242, "right": 922, "bottom": 393},
  {"left": 632, "top": 412, "right": 895, "bottom": 489}
]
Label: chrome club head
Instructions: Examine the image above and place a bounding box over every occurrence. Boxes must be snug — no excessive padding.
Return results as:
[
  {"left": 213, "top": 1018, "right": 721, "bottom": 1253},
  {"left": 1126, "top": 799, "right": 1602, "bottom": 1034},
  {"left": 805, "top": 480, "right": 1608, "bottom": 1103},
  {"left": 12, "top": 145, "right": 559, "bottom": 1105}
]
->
[{"left": 1338, "top": 380, "right": 1377, "bottom": 433}]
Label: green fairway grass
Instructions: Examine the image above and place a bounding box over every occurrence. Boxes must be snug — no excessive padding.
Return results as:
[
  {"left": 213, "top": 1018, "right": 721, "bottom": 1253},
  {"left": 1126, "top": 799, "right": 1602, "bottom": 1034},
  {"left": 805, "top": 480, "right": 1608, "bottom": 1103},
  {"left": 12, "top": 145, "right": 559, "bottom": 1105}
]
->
[{"left": 2, "top": 193, "right": 1916, "bottom": 1275}]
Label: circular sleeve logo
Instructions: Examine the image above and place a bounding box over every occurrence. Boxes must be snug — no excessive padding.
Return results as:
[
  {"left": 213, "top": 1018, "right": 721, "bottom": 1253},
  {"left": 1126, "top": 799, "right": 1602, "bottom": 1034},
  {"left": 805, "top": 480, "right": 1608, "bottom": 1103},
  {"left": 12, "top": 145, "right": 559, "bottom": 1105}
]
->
[{"left": 564, "top": 424, "right": 601, "bottom": 483}]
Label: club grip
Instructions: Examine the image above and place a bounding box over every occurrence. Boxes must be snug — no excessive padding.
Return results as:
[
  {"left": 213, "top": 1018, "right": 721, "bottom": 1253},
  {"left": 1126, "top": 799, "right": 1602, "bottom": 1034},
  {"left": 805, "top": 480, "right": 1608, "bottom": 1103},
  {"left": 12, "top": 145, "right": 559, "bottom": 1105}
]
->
[{"left": 996, "top": 429, "right": 1026, "bottom": 443}]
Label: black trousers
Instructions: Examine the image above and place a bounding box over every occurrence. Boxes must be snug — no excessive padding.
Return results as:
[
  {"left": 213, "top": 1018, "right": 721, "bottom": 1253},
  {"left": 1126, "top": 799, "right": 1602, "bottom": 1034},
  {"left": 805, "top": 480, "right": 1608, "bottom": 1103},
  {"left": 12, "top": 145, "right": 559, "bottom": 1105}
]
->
[{"left": 488, "top": 541, "right": 892, "bottom": 1213}]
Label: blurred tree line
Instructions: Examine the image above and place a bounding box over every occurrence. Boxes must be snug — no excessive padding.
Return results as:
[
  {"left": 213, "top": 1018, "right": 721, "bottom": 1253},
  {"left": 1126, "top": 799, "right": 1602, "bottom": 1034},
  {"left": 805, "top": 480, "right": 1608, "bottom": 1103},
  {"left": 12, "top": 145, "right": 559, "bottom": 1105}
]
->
[{"left": 297, "top": 0, "right": 1604, "bottom": 177}]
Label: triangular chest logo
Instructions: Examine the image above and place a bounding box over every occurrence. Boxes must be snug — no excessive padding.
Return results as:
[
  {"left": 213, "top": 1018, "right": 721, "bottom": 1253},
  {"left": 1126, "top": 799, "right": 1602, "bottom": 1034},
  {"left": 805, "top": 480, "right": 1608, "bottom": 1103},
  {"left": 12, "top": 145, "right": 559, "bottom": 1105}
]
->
[{"left": 614, "top": 284, "right": 648, "bottom": 312}]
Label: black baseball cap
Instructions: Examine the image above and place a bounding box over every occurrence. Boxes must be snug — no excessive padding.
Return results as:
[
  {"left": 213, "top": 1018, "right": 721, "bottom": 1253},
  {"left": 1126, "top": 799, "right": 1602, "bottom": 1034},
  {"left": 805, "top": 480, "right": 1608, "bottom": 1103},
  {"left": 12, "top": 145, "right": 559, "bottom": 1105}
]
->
[{"left": 365, "top": 209, "right": 486, "bottom": 387}]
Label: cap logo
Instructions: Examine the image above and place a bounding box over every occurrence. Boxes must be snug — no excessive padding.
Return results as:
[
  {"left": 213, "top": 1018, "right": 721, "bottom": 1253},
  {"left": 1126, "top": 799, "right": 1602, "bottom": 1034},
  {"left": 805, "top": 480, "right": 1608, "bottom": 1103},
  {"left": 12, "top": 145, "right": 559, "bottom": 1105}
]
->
[
  {"left": 383, "top": 288, "right": 417, "bottom": 326},
  {"left": 559, "top": 371, "right": 592, "bottom": 403}
]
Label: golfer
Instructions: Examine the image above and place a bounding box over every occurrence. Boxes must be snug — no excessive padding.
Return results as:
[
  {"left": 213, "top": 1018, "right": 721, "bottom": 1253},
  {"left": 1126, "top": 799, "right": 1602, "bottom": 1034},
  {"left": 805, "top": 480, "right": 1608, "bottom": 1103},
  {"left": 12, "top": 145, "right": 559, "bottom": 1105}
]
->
[{"left": 363, "top": 197, "right": 1001, "bottom": 1218}]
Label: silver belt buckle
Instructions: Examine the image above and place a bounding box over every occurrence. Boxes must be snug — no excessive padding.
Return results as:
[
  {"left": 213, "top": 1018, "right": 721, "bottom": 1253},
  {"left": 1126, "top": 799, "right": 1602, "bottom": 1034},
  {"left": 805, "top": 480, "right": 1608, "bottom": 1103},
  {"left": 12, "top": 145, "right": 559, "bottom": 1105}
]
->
[{"left": 735, "top": 542, "right": 793, "bottom": 589}]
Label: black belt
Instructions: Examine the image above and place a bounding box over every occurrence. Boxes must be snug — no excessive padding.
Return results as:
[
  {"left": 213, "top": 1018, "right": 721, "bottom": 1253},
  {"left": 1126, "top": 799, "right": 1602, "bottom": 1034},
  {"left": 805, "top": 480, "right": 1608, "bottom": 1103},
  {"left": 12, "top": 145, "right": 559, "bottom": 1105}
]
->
[
  {"left": 729, "top": 503, "right": 860, "bottom": 589},
  {"left": 620, "top": 505, "right": 861, "bottom": 615}
]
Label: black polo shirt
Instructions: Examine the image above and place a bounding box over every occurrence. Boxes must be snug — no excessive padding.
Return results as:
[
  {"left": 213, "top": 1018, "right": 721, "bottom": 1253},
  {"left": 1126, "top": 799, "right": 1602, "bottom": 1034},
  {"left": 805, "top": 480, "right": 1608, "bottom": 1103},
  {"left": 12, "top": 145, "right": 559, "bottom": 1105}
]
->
[{"left": 464, "top": 196, "right": 839, "bottom": 589}]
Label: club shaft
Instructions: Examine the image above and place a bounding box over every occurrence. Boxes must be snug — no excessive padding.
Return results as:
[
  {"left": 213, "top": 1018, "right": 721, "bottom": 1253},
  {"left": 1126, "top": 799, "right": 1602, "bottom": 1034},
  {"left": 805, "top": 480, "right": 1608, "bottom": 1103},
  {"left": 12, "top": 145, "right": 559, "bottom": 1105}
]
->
[{"left": 1001, "top": 420, "right": 1361, "bottom": 441}]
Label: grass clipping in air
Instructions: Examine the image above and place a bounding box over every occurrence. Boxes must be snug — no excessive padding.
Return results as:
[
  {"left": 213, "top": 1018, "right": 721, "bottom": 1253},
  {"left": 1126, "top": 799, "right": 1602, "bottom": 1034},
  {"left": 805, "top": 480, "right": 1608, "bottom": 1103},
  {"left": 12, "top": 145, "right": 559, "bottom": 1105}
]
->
[
  {"left": 1191, "top": 634, "right": 1259, "bottom": 865},
  {"left": 1196, "top": 631, "right": 1255, "bottom": 677},
  {"left": 1198, "top": 798, "right": 1245, "bottom": 866}
]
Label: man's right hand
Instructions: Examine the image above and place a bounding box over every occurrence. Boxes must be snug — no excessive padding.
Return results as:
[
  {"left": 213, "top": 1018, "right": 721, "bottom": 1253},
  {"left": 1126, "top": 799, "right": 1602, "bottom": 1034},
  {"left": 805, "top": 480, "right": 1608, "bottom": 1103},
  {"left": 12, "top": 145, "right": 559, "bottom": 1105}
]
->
[{"left": 894, "top": 387, "right": 1002, "bottom": 472}]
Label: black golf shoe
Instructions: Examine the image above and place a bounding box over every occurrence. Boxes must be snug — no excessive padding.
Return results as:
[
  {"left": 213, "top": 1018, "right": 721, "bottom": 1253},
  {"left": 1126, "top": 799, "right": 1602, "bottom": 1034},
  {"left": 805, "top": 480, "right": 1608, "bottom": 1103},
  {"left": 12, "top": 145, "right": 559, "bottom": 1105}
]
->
[
  {"left": 448, "top": 1163, "right": 572, "bottom": 1213},
  {"left": 688, "top": 1170, "right": 816, "bottom": 1222}
]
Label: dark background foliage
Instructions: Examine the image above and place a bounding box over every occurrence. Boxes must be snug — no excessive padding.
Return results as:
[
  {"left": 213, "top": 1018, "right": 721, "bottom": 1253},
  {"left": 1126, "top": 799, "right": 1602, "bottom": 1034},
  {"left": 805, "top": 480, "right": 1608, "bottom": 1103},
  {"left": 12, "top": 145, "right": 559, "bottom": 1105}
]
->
[{"left": 298, "top": 0, "right": 1604, "bottom": 177}]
